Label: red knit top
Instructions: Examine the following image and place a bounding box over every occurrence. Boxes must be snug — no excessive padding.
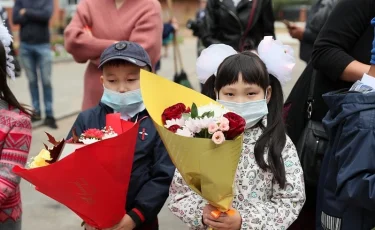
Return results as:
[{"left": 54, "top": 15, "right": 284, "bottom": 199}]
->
[{"left": 0, "top": 99, "right": 32, "bottom": 221}]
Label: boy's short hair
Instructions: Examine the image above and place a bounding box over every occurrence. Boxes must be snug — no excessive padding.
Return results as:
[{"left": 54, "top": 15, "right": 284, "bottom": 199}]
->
[{"left": 99, "top": 41, "right": 152, "bottom": 71}]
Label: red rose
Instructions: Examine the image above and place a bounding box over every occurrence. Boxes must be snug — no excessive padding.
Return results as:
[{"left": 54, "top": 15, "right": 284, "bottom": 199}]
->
[
  {"left": 162, "top": 103, "right": 188, "bottom": 124},
  {"left": 82, "top": 129, "right": 104, "bottom": 139},
  {"left": 223, "top": 112, "right": 246, "bottom": 139},
  {"left": 168, "top": 125, "right": 180, "bottom": 133}
]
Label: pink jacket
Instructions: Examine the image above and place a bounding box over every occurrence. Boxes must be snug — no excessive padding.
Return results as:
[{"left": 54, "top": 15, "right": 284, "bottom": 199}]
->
[{"left": 64, "top": 0, "right": 162, "bottom": 110}]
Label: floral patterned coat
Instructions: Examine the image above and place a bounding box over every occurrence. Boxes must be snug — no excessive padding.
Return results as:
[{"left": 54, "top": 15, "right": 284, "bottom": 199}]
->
[{"left": 168, "top": 119, "right": 306, "bottom": 230}]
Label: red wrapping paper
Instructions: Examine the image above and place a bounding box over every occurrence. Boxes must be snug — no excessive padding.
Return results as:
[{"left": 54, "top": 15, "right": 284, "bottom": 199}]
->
[{"left": 13, "top": 117, "right": 139, "bottom": 229}]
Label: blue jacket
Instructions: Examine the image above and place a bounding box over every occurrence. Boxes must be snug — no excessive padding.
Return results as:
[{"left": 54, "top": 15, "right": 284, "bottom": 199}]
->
[
  {"left": 316, "top": 89, "right": 375, "bottom": 230},
  {"left": 12, "top": 0, "right": 53, "bottom": 44},
  {"left": 67, "top": 103, "right": 175, "bottom": 229}
]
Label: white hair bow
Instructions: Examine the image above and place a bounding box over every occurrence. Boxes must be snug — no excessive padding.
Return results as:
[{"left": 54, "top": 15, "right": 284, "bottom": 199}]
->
[
  {"left": 196, "top": 36, "right": 296, "bottom": 86},
  {"left": 0, "top": 21, "right": 15, "bottom": 80},
  {"left": 257, "top": 36, "right": 295, "bottom": 85},
  {"left": 196, "top": 44, "right": 237, "bottom": 84}
]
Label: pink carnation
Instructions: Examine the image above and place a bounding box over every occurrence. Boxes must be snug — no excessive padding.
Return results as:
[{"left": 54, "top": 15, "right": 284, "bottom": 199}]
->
[
  {"left": 208, "top": 122, "right": 219, "bottom": 134},
  {"left": 219, "top": 122, "right": 229, "bottom": 131},
  {"left": 212, "top": 131, "right": 225, "bottom": 145}
]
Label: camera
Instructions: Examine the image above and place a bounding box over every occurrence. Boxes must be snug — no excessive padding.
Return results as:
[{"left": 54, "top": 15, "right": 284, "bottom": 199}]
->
[{"left": 186, "top": 19, "right": 202, "bottom": 37}]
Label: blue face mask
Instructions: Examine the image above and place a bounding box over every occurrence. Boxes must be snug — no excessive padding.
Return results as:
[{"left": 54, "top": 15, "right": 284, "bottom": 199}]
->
[
  {"left": 101, "top": 86, "right": 145, "bottom": 117},
  {"left": 217, "top": 99, "right": 269, "bottom": 129}
]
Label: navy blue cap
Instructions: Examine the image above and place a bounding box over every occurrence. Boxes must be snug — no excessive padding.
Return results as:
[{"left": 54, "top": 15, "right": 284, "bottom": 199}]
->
[{"left": 99, "top": 41, "right": 152, "bottom": 70}]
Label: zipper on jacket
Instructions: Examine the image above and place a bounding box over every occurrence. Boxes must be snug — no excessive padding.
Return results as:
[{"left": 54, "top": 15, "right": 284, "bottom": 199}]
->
[{"left": 217, "top": 1, "right": 245, "bottom": 36}]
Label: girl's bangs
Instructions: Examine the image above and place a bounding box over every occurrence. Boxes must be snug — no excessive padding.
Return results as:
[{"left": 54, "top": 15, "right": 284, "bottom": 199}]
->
[{"left": 216, "top": 53, "right": 269, "bottom": 90}]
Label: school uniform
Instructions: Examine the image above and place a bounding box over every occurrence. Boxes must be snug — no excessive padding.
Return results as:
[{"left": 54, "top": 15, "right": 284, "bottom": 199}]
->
[{"left": 67, "top": 102, "right": 175, "bottom": 230}]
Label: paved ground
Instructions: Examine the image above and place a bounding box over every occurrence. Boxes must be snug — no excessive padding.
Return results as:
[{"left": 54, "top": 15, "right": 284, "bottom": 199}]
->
[{"left": 10, "top": 33, "right": 306, "bottom": 229}]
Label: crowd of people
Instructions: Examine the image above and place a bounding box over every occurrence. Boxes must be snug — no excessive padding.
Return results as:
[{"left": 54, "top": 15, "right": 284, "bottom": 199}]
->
[{"left": 1, "top": 0, "right": 375, "bottom": 229}]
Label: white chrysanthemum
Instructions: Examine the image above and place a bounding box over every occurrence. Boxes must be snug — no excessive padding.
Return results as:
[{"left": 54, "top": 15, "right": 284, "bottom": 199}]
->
[
  {"left": 176, "top": 127, "right": 194, "bottom": 137},
  {"left": 198, "top": 103, "right": 229, "bottom": 118},
  {"left": 80, "top": 138, "right": 100, "bottom": 145},
  {"left": 164, "top": 118, "right": 185, "bottom": 129},
  {"left": 102, "top": 132, "right": 118, "bottom": 140},
  {"left": 184, "top": 116, "right": 217, "bottom": 133}
]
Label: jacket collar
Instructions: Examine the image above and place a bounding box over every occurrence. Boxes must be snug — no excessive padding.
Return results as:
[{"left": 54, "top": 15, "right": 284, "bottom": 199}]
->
[{"left": 98, "top": 102, "right": 149, "bottom": 122}]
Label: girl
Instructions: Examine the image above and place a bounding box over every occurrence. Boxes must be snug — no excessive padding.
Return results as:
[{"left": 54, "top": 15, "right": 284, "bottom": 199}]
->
[
  {"left": 0, "top": 23, "right": 32, "bottom": 229},
  {"left": 168, "top": 39, "right": 305, "bottom": 229}
]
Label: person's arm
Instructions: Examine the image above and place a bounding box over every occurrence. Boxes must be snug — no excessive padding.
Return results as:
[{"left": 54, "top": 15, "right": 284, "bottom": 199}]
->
[
  {"left": 312, "top": 0, "right": 373, "bottom": 82},
  {"left": 334, "top": 124, "right": 375, "bottom": 211},
  {"left": 302, "top": 0, "right": 338, "bottom": 44},
  {"left": 22, "top": 0, "right": 53, "bottom": 23},
  {"left": 200, "top": 0, "right": 221, "bottom": 48},
  {"left": 127, "top": 136, "right": 175, "bottom": 228},
  {"left": 238, "top": 137, "right": 305, "bottom": 229},
  {"left": 0, "top": 114, "right": 31, "bottom": 205},
  {"left": 64, "top": 0, "right": 116, "bottom": 64},
  {"left": 259, "top": 0, "right": 275, "bottom": 38},
  {"left": 128, "top": 1, "right": 162, "bottom": 70},
  {"left": 168, "top": 170, "right": 207, "bottom": 230},
  {"left": 12, "top": 0, "right": 25, "bottom": 25}
]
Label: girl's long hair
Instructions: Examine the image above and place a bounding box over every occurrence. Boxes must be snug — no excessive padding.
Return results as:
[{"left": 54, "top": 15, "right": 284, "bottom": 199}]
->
[
  {"left": 202, "top": 51, "right": 286, "bottom": 188},
  {"left": 0, "top": 41, "right": 31, "bottom": 116}
]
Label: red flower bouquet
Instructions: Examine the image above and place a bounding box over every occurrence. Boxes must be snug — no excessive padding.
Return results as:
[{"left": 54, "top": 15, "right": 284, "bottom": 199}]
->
[{"left": 13, "top": 113, "right": 139, "bottom": 229}]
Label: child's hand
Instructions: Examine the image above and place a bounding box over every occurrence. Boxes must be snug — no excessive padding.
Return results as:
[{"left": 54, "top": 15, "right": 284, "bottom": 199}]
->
[
  {"left": 102, "top": 214, "right": 136, "bottom": 230},
  {"left": 203, "top": 205, "right": 242, "bottom": 230}
]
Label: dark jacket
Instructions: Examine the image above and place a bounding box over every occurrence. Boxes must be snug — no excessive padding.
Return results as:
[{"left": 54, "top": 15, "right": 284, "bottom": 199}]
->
[
  {"left": 12, "top": 0, "right": 53, "bottom": 44},
  {"left": 201, "top": 0, "right": 275, "bottom": 51},
  {"left": 300, "top": 0, "right": 337, "bottom": 62},
  {"left": 285, "top": 0, "right": 374, "bottom": 145},
  {"left": 316, "top": 90, "right": 375, "bottom": 230},
  {"left": 67, "top": 103, "right": 175, "bottom": 230}
]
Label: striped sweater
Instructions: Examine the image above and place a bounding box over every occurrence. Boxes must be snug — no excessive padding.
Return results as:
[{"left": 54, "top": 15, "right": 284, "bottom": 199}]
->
[{"left": 0, "top": 99, "right": 32, "bottom": 222}]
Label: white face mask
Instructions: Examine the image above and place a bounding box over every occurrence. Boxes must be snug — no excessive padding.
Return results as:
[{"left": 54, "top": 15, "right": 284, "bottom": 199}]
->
[
  {"left": 217, "top": 98, "right": 269, "bottom": 129},
  {"left": 101, "top": 86, "right": 145, "bottom": 118}
]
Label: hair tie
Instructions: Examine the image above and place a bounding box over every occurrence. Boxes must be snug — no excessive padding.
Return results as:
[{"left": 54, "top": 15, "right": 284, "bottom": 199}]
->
[{"left": 0, "top": 21, "right": 15, "bottom": 80}]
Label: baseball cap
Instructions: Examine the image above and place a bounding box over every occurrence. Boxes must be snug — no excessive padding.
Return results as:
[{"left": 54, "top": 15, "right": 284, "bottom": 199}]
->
[{"left": 98, "top": 41, "right": 152, "bottom": 70}]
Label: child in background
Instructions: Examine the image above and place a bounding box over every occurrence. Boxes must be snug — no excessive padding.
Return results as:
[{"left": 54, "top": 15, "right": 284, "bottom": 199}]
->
[
  {"left": 67, "top": 41, "right": 175, "bottom": 230},
  {"left": 168, "top": 40, "right": 305, "bottom": 229}
]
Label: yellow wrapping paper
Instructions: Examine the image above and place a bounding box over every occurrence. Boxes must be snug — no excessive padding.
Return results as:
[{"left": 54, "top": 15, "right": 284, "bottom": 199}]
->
[{"left": 140, "top": 70, "right": 243, "bottom": 212}]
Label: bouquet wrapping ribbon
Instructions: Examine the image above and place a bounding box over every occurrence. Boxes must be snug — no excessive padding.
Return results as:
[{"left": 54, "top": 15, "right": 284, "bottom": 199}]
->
[{"left": 140, "top": 70, "right": 243, "bottom": 214}]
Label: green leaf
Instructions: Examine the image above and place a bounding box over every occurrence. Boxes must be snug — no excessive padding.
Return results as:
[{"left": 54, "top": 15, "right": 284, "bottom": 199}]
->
[
  {"left": 191, "top": 103, "right": 198, "bottom": 118},
  {"left": 209, "top": 111, "right": 215, "bottom": 118},
  {"left": 201, "top": 112, "right": 210, "bottom": 118}
]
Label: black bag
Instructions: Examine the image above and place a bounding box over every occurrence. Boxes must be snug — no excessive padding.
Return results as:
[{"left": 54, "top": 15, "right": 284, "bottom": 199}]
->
[{"left": 296, "top": 70, "right": 329, "bottom": 187}]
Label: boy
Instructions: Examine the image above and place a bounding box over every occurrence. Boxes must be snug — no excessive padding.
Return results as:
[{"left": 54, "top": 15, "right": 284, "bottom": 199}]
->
[
  {"left": 67, "top": 41, "right": 175, "bottom": 230},
  {"left": 316, "top": 18, "right": 375, "bottom": 230}
]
